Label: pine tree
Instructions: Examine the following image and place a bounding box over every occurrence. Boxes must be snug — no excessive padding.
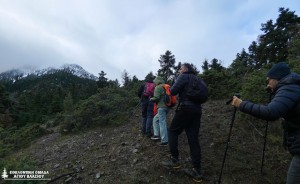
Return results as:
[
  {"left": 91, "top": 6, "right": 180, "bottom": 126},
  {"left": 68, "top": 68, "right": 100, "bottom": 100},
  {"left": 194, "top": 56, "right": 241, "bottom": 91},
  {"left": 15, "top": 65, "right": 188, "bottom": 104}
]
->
[
  {"left": 230, "top": 49, "right": 251, "bottom": 77},
  {"left": 209, "top": 58, "right": 224, "bottom": 71},
  {"left": 157, "top": 50, "right": 176, "bottom": 83},
  {"left": 255, "top": 8, "right": 300, "bottom": 66},
  {"left": 202, "top": 59, "right": 209, "bottom": 72},
  {"left": 132, "top": 75, "right": 139, "bottom": 83},
  {"left": 144, "top": 72, "right": 155, "bottom": 82},
  {"left": 122, "top": 70, "right": 131, "bottom": 87},
  {"left": 97, "top": 70, "right": 109, "bottom": 88},
  {"left": 106, "top": 79, "right": 120, "bottom": 88}
]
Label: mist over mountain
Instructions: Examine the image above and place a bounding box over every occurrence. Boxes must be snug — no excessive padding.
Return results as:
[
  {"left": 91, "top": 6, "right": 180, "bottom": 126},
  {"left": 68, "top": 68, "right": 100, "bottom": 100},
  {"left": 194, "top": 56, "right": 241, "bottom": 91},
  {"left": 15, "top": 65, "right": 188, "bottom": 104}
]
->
[{"left": 0, "top": 64, "right": 97, "bottom": 82}]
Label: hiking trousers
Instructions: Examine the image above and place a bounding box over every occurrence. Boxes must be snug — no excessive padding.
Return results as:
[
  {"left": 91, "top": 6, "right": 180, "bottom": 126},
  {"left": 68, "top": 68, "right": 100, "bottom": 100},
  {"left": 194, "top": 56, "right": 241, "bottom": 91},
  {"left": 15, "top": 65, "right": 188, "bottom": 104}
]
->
[
  {"left": 168, "top": 110, "right": 202, "bottom": 169},
  {"left": 287, "top": 155, "right": 300, "bottom": 184},
  {"left": 153, "top": 107, "right": 170, "bottom": 143},
  {"left": 141, "top": 100, "right": 154, "bottom": 135}
]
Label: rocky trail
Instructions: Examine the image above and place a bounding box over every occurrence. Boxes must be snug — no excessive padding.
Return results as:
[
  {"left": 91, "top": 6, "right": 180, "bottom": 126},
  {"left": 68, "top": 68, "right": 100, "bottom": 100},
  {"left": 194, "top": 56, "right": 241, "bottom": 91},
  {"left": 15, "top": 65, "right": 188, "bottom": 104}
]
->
[{"left": 10, "top": 100, "right": 290, "bottom": 184}]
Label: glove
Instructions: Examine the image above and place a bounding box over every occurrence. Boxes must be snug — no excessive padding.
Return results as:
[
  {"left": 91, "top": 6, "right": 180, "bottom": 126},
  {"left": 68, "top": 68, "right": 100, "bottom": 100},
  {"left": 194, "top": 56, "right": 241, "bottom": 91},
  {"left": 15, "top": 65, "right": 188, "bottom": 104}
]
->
[{"left": 231, "top": 96, "right": 242, "bottom": 108}]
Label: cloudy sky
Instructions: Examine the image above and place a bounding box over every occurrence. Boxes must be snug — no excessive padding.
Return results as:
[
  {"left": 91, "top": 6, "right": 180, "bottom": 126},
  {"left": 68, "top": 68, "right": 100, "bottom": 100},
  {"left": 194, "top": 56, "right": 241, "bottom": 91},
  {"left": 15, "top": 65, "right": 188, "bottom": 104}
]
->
[{"left": 0, "top": 1, "right": 299, "bottom": 80}]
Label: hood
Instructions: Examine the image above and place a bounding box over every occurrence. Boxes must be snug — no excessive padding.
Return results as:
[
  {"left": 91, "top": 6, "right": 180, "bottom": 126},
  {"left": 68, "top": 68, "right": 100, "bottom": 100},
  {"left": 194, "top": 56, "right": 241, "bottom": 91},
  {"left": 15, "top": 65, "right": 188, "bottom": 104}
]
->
[
  {"left": 277, "top": 73, "right": 300, "bottom": 89},
  {"left": 153, "top": 76, "right": 165, "bottom": 85}
]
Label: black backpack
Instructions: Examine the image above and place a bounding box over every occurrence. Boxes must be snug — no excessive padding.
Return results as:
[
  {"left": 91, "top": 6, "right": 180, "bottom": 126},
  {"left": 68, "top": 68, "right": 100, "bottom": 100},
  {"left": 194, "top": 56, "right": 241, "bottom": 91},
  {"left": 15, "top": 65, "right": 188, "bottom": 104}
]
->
[{"left": 185, "top": 74, "right": 208, "bottom": 104}]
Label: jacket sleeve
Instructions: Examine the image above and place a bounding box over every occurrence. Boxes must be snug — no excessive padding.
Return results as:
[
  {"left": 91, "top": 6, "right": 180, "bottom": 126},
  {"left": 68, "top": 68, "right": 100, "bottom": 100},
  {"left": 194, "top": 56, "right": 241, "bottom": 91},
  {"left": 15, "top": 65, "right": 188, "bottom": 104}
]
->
[
  {"left": 170, "top": 74, "right": 188, "bottom": 96},
  {"left": 239, "top": 85, "right": 300, "bottom": 121},
  {"left": 150, "top": 85, "right": 164, "bottom": 102}
]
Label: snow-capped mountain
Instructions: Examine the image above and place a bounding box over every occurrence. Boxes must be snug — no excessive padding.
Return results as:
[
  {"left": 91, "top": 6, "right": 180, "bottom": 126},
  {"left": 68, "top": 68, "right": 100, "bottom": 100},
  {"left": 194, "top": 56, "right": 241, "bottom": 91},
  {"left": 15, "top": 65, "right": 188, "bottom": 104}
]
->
[
  {"left": 60, "top": 64, "right": 97, "bottom": 80},
  {"left": 0, "top": 64, "right": 97, "bottom": 81}
]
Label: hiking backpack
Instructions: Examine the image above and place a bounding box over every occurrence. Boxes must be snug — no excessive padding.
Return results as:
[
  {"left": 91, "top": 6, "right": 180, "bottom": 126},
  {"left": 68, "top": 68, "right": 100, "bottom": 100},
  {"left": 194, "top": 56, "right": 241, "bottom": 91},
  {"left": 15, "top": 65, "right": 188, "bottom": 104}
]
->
[
  {"left": 162, "top": 84, "right": 177, "bottom": 107},
  {"left": 185, "top": 74, "right": 208, "bottom": 104},
  {"left": 143, "top": 82, "right": 155, "bottom": 97}
]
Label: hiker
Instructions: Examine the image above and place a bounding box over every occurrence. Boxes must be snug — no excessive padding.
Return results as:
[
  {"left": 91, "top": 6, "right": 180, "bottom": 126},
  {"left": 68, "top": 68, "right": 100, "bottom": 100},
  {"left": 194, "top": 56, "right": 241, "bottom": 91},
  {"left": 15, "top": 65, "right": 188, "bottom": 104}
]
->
[
  {"left": 162, "top": 63, "right": 204, "bottom": 182},
  {"left": 138, "top": 77, "right": 155, "bottom": 137},
  {"left": 231, "top": 62, "right": 300, "bottom": 184},
  {"left": 150, "top": 76, "right": 170, "bottom": 146}
]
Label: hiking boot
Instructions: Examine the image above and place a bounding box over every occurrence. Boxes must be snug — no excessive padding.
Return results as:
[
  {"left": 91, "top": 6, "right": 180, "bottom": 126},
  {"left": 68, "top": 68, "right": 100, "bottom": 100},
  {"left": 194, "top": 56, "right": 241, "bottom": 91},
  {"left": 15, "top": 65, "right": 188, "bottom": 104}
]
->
[
  {"left": 161, "top": 157, "right": 181, "bottom": 169},
  {"left": 183, "top": 168, "right": 205, "bottom": 183},
  {"left": 157, "top": 142, "right": 168, "bottom": 147},
  {"left": 150, "top": 135, "right": 160, "bottom": 140}
]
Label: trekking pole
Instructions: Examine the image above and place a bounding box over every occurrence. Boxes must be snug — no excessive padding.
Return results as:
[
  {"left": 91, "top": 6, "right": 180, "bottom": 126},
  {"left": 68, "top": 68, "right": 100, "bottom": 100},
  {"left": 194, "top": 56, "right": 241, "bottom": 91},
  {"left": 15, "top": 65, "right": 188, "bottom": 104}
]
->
[
  {"left": 260, "top": 91, "right": 272, "bottom": 174},
  {"left": 217, "top": 94, "right": 240, "bottom": 184}
]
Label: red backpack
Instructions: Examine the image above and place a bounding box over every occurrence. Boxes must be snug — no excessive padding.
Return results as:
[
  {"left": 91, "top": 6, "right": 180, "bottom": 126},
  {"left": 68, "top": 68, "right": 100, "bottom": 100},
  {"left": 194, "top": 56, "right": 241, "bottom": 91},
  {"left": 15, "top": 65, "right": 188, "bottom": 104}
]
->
[
  {"left": 143, "top": 82, "right": 155, "bottom": 97},
  {"left": 162, "top": 84, "right": 177, "bottom": 107}
]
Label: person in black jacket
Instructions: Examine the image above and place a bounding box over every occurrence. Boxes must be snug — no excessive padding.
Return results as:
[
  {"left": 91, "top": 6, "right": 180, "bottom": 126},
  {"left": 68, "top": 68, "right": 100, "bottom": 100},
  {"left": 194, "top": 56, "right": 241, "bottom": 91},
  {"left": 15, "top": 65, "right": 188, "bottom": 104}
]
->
[
  {"left": 232, "top": 62, "right": 300, "bottom": 184},
  {"left": 138, "top": 78, "right": 155, "bottom": 137},
  {"left": 162, "top": 63, "right": 204, "bottom": 182}
]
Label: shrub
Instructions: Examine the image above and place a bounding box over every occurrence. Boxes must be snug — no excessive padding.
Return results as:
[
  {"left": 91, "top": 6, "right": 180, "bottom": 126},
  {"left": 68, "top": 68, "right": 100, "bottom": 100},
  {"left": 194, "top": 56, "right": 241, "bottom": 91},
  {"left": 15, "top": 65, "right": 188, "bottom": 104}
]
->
[{"left": 60, "top": 88, "right": 139, "bottom": 133}]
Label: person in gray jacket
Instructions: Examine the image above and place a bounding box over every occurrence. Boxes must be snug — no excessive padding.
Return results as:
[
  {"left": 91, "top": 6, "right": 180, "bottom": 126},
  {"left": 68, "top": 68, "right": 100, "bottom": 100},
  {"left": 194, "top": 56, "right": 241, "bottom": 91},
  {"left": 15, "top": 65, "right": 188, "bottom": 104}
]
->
[{"left": 232, "top": 62, "right": 300, "bottom": 184}]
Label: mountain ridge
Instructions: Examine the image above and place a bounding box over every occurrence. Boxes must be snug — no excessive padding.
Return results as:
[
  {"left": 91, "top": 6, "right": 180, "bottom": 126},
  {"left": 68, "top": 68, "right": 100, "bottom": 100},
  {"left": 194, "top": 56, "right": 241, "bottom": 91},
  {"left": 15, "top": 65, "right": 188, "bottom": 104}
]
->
[{"left": 0, "top": 64, "right": 97, "bottom": 82}]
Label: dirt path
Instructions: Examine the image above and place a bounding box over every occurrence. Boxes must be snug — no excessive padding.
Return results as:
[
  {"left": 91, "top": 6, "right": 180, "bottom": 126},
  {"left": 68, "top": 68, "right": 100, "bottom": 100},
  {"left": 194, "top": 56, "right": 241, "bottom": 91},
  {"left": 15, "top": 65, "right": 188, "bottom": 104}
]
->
[{"left": 12, "top": 100, "right": 289, "bottom": 184}]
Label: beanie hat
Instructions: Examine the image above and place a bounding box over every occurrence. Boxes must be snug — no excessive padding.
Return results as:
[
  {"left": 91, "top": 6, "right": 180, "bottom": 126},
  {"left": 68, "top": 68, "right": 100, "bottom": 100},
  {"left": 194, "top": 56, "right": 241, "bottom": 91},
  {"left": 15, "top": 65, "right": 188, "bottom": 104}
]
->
[{"left": 267, "top": 62, "right": 291, "bottom": 80}]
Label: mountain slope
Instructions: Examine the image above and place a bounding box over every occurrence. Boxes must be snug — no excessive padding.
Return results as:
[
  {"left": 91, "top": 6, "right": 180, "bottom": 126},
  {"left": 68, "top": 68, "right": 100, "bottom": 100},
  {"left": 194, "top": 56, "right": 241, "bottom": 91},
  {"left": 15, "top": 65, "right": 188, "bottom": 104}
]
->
[
  {"left": 9, "top": 100, "right": 290, "bottom": 184},
  {"left": 0, "top": 64, "right": 97, "bottom": 83}
]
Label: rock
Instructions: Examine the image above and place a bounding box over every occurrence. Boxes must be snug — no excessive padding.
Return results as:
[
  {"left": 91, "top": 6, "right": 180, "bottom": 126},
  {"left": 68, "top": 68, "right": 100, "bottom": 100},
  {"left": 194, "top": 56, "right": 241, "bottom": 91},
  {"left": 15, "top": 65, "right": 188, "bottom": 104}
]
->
[
  {"left": 98, "top": 154, "right": 106, "bottom": 158},
  {"left": 65, "top": 177, "right": 72, "bottom": 182},
  {"left": 133, "top": 158, "right": 138, "bottom": 164},
  {"left": 53, "top": 164, "right": 60, "bottom": 169},
  {"left": 95, "top": 172, "right": 101, "bottom": 179}
]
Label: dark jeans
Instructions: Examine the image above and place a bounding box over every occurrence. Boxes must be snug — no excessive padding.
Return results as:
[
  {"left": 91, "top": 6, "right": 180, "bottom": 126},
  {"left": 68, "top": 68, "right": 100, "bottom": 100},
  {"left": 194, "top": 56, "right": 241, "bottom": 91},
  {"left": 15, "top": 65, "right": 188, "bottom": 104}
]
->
[
  {"left": 141, "top": 100, "right": 154, "bottom": 135},
  {"left": 287, "top": 155, "right": 300, "bottom": 184},
  {"left": 168, "top": 110, "right": 202, "bottom": 169}
]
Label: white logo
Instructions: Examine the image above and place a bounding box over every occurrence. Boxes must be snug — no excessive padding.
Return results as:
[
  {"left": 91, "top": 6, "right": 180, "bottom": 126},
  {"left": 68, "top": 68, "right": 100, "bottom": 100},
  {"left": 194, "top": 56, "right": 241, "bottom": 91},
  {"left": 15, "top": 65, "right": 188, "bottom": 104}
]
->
[
  {"left": 1, "top": 168, "right": 8, "bottom": 179},
  {"left": 1, "top": 168, "right": 51, "bottom": 181}
]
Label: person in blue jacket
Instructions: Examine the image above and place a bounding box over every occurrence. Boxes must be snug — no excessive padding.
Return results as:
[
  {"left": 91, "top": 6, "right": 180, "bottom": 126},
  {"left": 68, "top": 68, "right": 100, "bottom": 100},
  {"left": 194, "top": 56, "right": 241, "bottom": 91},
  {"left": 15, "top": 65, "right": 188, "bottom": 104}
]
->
[{"left": 232, "top": 62, "right": 300, "bottom": 184}]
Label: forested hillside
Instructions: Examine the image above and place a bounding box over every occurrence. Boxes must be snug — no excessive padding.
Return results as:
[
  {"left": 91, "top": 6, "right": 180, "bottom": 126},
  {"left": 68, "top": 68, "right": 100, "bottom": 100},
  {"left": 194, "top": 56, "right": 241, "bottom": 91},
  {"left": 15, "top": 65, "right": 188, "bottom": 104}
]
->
[{"left": 0, "top": 7, "right": 300, "bottom": 184}]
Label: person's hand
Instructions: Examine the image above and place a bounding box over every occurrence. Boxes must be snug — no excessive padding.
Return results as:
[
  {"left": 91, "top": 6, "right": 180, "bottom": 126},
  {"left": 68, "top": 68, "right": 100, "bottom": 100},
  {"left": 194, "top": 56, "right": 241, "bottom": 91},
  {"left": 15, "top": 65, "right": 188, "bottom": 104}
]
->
[{"left": 231, "top": 96, "right": 242, "bottom": 108}]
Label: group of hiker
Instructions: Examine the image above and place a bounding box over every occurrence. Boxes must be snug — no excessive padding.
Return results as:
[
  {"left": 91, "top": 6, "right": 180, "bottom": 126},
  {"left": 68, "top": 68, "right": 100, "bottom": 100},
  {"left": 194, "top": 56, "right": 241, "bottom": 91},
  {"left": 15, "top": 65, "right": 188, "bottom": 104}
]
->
[
  {"left": 137, "top": 62, "right": 300, "bottom": 183},
  {"left": 138, "top": 63, "right": 208, "bottom": 182}
]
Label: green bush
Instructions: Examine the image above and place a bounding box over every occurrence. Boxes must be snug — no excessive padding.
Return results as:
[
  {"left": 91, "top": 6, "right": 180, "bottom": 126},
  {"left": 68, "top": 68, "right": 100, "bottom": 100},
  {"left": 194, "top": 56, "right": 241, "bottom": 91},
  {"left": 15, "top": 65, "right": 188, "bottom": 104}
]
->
[
  {"left": 60, "top": 88, "right": 139, "bottom": 133},
  {"left": 0, "top": 124, "right": 49, "bottom": 158},
  {"left": 241, "top": 69, "right": 270, "bottom": 104}
]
